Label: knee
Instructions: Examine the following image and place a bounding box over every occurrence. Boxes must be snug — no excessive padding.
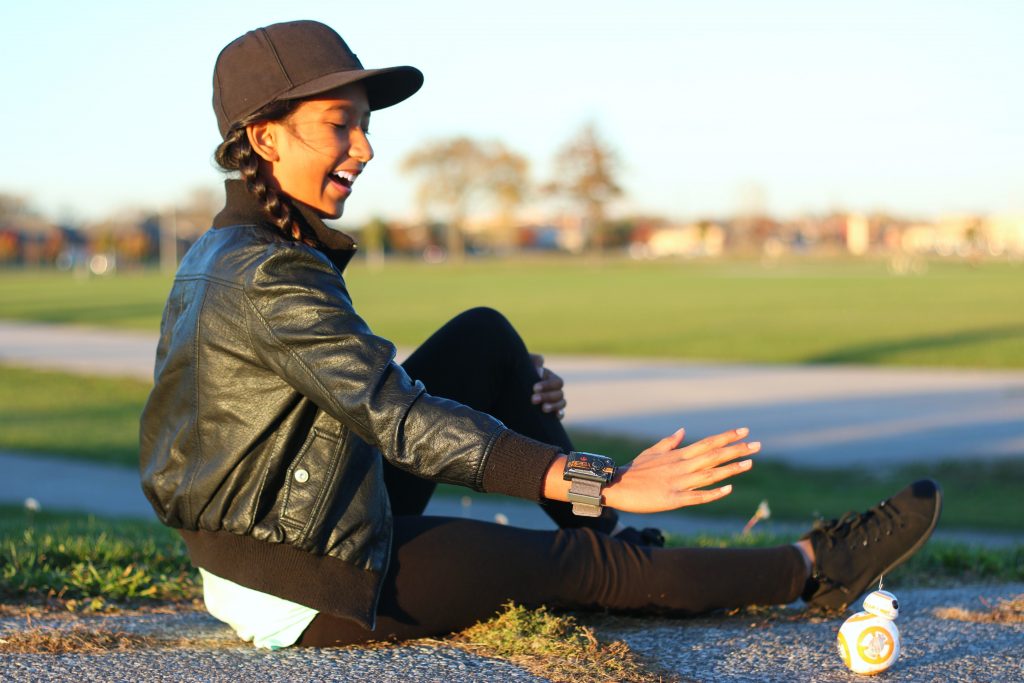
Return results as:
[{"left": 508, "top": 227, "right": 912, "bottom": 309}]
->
[{"left": 451, "top": 307, "right": 518, "bottom": 342}]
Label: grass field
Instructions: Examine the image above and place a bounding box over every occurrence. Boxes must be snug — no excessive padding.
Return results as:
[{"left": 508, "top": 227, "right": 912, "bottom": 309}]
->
[
  {"left": 2, "top": 505, "right": 1020, "bottom": 614},
  {"left": 2, "top": 256, "right": 1023, "bottom": 367},
  {"left": 4, "top": 365, "right": 1022, "bottom": 531}
]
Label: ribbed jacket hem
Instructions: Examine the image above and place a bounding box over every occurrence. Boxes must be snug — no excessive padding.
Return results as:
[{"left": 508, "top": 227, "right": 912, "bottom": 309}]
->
[
  {"left": 481, "top": 429, "right": 561, "bottom": 502},
  {"left": 179, "top": 529, "right": 382, "bottom": 630}
]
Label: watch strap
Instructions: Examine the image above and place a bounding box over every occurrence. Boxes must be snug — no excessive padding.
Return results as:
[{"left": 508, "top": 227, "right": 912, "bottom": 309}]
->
[{"left": 567, "top": 478, "right": 603, "bottom": 517}]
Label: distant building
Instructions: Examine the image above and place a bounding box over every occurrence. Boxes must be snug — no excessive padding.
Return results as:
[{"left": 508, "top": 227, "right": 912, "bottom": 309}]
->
[
  {"left": 630, "top": 222, "right": 726, "bottom": 258},
  {"left": 983, "top": 214, "right": 1024, "bottom": 255}
]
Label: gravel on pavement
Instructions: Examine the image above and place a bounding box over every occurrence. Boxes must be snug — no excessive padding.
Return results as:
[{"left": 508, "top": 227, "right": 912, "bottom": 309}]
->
[{"left": 2, "top": 583, "right": 1021, "bottom": 682}]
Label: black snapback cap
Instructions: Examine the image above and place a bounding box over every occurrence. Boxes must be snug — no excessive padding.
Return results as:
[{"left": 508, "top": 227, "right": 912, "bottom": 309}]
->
[{"left": 213, "top": 20, "right": 423, "bottom": 138}]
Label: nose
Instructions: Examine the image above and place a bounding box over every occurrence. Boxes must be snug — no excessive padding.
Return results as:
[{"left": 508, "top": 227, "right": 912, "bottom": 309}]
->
[{"left": 350, "top": 128, "right": 373, "bottom": 163}]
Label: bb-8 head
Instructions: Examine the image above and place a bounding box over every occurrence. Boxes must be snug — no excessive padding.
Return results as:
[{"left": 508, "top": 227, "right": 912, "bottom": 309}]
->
[{"left": 837, "top": 590, "right": 901, "bottom": 675}]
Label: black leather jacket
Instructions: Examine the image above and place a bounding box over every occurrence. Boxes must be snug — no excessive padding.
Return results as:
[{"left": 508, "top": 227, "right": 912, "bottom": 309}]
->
[{"left": 139, "top": 181, "right": 556, "bottom": 628}]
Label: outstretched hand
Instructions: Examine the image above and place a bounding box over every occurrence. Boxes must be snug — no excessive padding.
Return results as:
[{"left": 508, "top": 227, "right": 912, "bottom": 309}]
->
[
  {"left": 604, "top": 427, "right": 757, "bottom": 513},
  {"left": 544, "top": 427, "right": 758, "bottom": 514}
]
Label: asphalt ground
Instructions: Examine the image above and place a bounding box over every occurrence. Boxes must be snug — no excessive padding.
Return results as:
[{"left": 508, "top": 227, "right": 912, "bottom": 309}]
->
[
  {"left": 3, "top": 320, "right": 1024, "bottom": 467},
  {"left": 3, "top": 320, "right": 1023, "bottom": 679},
  {"left": 2, "top": 583, "right": 1021, "bottom": 682}
]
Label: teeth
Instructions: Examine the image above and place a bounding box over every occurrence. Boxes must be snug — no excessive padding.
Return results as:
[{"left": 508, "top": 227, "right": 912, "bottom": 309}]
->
[{"left": 334, "top": 171, "right": 356, "bottom": 182}]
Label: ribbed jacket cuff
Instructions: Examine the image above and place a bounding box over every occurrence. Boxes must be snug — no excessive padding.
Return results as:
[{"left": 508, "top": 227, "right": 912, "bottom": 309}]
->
[{"left": 481, "top": 429, "right": 561, "bottom": 502}]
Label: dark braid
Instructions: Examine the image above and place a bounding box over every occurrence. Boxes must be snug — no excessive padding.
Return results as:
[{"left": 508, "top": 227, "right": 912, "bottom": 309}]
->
[{"left": 214, "top": 101, "right": 321, "bottom": 248}]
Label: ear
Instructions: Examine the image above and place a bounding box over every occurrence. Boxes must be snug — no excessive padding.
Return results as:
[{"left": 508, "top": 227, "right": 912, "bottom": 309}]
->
[{"left": 246, "top": 121, "right": 280, "bottom": 162}]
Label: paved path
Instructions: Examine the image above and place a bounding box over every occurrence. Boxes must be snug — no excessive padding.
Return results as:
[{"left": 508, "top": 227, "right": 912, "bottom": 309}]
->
[
  {"left": 3, "top": 583, "right": 1022, "bottom": 681},
  {"left": 4, "top": 449, "right": 1023, "bottom": 548},
  {"left": 2, "top": 320, "right": 1023, "bottom": 467}
]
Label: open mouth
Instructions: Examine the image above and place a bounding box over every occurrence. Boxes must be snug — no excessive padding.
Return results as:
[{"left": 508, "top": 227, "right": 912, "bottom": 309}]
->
[{"left": 329, "top": 170, "right": 357, "bottom": 190}]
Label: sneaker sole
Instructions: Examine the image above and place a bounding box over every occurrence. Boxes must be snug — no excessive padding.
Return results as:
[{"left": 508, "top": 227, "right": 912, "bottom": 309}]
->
[{"left": 816, "top": 479, "right": 943, "bottom": 610}]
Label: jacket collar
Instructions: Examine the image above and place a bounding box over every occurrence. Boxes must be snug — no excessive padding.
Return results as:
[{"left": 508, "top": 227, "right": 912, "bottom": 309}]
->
[{"left": 212, "top": 179, "right": 358, "bottom": 273}]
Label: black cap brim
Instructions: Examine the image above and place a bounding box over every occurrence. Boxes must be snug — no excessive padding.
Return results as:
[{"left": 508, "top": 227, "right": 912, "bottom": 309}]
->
[{"left": 282, "top": 65, "right": 424, "bottom": 111}]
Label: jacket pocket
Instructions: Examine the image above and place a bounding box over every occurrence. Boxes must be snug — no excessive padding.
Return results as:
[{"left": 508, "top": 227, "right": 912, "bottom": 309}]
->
[{"left": 280, "top": 428, "right": 342, "bottom": 539}]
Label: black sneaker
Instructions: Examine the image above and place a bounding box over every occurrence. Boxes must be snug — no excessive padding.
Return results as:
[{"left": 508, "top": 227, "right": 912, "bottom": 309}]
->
[
  {"left": 802, "top": 479, "right": 942, "bottom": 611},
  {"left": 613, "top": 526, "right": 666, "bottom": 547}
]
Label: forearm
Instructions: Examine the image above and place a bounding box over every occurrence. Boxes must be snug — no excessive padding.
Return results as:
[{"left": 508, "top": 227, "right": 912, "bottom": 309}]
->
[
  {"left": 542, "top": 453, "right": 571, "bottom": 503},
  {"left": 542, "top": 453, "right": 628, "bottom": 507}
]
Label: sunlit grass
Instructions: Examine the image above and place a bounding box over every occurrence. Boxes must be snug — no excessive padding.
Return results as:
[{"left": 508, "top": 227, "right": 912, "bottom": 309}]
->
[
  {"left": 0, "top": 507, "right": 198, "bottom": 609},
  {"left": 3, "top": 364, "right": 1022, "bottom": 531},
  {"left": 1, "top": 507, "right": 1018, "bottom": 617},
  {"left": 0, "top": 365, "right": 150, "bottom": 466},
  {"left": 2, "top": 256, "right": 1023, "bottom": 367}
]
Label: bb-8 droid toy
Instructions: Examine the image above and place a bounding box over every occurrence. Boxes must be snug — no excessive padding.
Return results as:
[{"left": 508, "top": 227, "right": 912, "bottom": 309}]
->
[{"left": 837, "top": 588, "right": 901, "bottom": 675}]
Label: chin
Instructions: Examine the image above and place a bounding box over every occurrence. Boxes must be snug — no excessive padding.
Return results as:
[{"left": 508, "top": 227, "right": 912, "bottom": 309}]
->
[{"left": 315, "top": 200, "right": 345, "bottom": 220}]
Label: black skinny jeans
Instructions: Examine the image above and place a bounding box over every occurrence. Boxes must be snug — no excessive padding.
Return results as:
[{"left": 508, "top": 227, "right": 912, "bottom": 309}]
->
[{"left": 298, "top": 308, "right": 806, "bottom": 646}]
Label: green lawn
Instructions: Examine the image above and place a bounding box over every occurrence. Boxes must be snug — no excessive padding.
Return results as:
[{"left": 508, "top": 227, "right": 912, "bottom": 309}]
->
[
  {"left": 2, "top": 505, "right": 1019, "bottom": 614},
  {"left": 3, "top": 365, "right": 1022, "bottom": 531},
  {"left": 0, "top": 366, "right": 151, "bottom": 466},
  {"left": 2, "top": 256, "right": 1023, "bottom": 367}
]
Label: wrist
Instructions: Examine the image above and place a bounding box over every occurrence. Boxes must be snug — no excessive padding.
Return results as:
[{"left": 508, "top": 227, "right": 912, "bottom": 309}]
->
[
  {"left": 542, "top": 454, "right": 570, "bottom": 502},
  {"left": 601, "top": 464, "right": 627, "bottom": 509},
  {"left": 562, "top": 451, "right": 616, "bottom": 517}
]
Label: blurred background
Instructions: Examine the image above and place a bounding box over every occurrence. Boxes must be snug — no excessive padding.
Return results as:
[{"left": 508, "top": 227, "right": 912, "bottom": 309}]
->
[
  {"left": 1, "top": 0, "right": 1022, "bottom": 268},
  {"left": 1, "top": 1, "right": 1022, "bottom": 539}
]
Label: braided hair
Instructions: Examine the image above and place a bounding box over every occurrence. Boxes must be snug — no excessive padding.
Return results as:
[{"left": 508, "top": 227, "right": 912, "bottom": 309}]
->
[{"left": 214, "top": 101, "right": 321, "bottom": 248}]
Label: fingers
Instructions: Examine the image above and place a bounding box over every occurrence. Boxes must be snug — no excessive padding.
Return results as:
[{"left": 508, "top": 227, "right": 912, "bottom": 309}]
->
[
  {"left": 679, "top": 427, "right": 749, "bottom": 458},
  {"left": 676, "top": 484, "right": 734, "bottom": 507},
  {"left": 532, "top": 370, "right": 565, "bottom": 411},
  {"left": 532, "top": 372, "right": 564, "bottom": 393},
  {"left": 676, "top": 456, "right": 753, "bottom": 490},
  {"left": 665, "top": 457, "right": 752, "bottom": 508},
  {"left": 687, "top": 440, "right": 761, "bottom": 471},
  {"left": 529, "top": 353, "right": 545, "bottom": 376},
  {"left": 532, "top": 389, "right": 564, "bottom": 405},
  {"left": 642, "top": 427, "right": 687, "bottom": 455},
  {"left": 538, "top": 398, "right": 567, "bottom": 414}
]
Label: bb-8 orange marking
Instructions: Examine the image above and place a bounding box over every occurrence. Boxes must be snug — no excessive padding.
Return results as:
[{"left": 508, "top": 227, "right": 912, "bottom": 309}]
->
[
  {"left": 856, "top": 626, "right": 896, "bottom": 665},
  {"left": 837, "top": 631, "right": 852, "bottom": 669}
]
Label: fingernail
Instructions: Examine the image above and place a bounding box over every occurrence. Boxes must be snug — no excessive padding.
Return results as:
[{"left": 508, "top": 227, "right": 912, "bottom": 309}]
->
[
  {"left": 748, "top": 441, "right": 761, "bottom": 451},
  {"left": 721, "top": 485, "right": 733, "bottom": 493},
  {"left": 542, "top": 404, "right": 552, "bottom": 411},
  {"left": 532, "top": 394, "right": 541, "bottom": 403},
  {"left": 737, "top": 427, "right": 749, "bottom": 437},
  {"left": 533, "top": 384, "right": 542, "bottom": 392},
  {"left": 740, "top": 459, "right": 753, "bottom": 468}
]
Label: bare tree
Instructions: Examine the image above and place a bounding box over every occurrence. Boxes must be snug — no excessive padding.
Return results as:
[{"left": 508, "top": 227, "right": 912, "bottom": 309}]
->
[
  {"left": 175, "top": 186, "right": 220, "bottom": 238},
  {"left": 546, "top": 123, "right": 624, "bottom": 253},
  {"left": 401, "top": 137, "right": 529, "bottom": 260}
]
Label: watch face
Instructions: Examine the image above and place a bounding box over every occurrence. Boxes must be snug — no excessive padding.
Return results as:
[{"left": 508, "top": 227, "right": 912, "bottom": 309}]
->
[{"left": 566, "top": 453, "right": 615, "bottom": 483}]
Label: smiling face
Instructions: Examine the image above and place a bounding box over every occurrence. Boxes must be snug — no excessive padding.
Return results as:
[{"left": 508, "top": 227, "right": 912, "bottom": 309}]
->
[{"left": 247, "top": 83, "right": 373, "bottom": 219}]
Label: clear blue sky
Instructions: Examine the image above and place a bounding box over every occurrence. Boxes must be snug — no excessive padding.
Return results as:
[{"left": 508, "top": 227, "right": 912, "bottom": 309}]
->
[{"left": 1, "top": 0, "right": 1021, "bottom": 226}]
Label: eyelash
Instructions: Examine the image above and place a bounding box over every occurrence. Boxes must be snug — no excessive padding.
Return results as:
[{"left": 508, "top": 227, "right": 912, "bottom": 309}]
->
[{"left": 332, "top": 123, "right": 370, "bottom": 135}]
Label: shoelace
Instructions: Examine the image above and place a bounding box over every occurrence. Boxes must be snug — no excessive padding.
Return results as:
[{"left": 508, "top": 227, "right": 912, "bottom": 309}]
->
[{"left": 814, "top": 499, "right": 904, "bottom": 550}]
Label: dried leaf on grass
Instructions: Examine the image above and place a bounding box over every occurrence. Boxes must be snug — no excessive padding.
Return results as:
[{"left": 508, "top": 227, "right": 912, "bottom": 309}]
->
[
  {"left": 933, "top": 594, "right": 1024, "bottom": 624},
  {"left": 0, "top": 598, "right": 202, "bottom": 619},
  {"left": 443, "top": 602, "right": 676, "bottom": 683},
  {"left": 723, "top": 603, "right": 834, "bottom": 624},
  {"left": 0, "top": 624, "right": 160, "bottom": 654},
  {"left": 0, "top": 613, "right": 234, "bottom": 655}
]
